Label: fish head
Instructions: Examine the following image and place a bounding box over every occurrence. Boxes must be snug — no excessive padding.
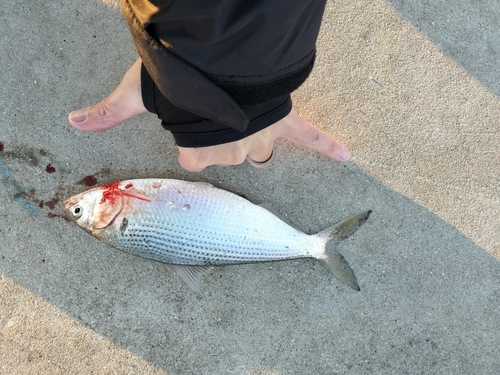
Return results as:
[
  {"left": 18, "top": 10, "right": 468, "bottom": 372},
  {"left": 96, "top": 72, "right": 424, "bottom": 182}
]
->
[{"left": 63, "top": 186, "right": 124, "bottom": 233}]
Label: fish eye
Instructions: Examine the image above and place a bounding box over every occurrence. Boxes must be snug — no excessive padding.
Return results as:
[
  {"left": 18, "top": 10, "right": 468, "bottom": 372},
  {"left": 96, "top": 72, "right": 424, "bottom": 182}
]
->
[{"left": 72, "top": 205, "right": 83, "bottom": 219}]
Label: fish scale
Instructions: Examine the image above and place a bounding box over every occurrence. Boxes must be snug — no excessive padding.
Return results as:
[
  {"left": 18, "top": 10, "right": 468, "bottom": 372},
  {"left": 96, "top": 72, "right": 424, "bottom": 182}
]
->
[
  {"left": 116, "top": 196, "right": 316, "bottom": 265},
  {"left": 63, "top": 179, "right": 371, "bottom": 292}
]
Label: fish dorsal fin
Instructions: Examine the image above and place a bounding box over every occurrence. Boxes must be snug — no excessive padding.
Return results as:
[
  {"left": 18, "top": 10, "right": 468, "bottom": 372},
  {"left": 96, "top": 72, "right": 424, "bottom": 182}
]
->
[
  {"left": 92, "top": 195, "right": 124, "bottom": 229},
  {"left": 192, "top": 182, "right": 213, "bottom": 188},
  {"left": 258, "top": 203, "right": 298, "bottom": 229},
  {"left": 168, "top": 265, "right": 213, "bottom": 293}
]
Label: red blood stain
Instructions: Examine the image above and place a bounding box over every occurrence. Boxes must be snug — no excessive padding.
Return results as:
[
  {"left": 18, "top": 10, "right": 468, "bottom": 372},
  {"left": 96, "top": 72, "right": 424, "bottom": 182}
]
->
[
  {"left": 45, "top": 164, "right": 56, "bottom": 173},
  {"left": 47, "top": 212, "right": 66, "bottom": 220},
  {"left": 99, "top": 182, "right": 152, "bottom": 206},
  {"left": 40, "top": 196, "right": 59, "bottom": 210},
  {"left": 42, "top": 259, "right": 45, "bottom": 263},
  {"left": 99, "top": 182, "right": 122, "bottom": 205},
  {"left": 78, "top": 175, "right": 98, "bottom": 187},
  {"left": 47, "top": 198, "right": 59, "bottom": 210},
  {"left": 0, "top": 142, "right": 4, "bottom": 152},
  {"left": 125, "top": 183, "right": 133, "bottom": 189},
  {"left": 94, "top": 287, "right": 98, "bottom": 290}
]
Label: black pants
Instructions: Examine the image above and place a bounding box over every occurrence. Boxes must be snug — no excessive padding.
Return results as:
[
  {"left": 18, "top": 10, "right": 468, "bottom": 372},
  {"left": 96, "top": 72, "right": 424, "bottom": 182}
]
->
[
  {"left": 141, "top": 65, "right": 297, "bottom": 147},
  {"left": 123, "top": 0, "right": 325, "bottom": 147}
]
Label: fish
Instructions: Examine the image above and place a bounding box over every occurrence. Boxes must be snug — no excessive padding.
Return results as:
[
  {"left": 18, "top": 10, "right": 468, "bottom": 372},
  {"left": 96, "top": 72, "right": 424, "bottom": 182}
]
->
[{"left": 63, "top": 179, "right": 371, "bottom": 292}]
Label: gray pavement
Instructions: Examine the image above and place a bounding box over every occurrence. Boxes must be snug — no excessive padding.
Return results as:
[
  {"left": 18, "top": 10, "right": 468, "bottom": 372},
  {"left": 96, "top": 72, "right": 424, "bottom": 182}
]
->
[{"left": 1, "top": 0, "right": 499, "bottom": 374}]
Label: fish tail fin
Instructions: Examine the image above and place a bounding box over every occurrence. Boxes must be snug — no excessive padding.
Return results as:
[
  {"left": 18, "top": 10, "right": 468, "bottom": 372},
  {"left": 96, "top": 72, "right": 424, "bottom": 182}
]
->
[{"left": 317, "top": 211, "right": 372, "bottom": 291}]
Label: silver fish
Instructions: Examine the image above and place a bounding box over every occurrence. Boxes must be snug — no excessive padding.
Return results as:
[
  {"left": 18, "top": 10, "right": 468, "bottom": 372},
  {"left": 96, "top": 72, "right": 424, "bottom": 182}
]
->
[{"left": 63, "top": 179, "right": 371, "bottom": 292}]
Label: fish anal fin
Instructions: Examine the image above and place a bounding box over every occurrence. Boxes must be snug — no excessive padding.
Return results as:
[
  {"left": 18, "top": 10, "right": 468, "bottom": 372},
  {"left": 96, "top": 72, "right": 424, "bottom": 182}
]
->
[{"left": 168, "top": 265, "right": 213, "bottom": 293}]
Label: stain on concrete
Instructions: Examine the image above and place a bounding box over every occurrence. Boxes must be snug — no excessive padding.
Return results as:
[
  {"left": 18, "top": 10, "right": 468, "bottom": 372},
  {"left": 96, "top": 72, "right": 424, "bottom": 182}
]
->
[{"left": 0, "top": 142, "right": 41, "bottom": 217}]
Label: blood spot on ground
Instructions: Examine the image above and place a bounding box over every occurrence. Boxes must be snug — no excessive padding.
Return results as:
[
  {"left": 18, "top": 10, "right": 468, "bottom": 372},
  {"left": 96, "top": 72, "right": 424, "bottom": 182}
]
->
[
  {"left": 47, "top": 212, "right": 68, "bottom": 220},
  {"left": 45, "top": 164, "right": 56, "bottom": 173},
  {"left": 78, "top": 175, "right": 98, "bottom": 187}
]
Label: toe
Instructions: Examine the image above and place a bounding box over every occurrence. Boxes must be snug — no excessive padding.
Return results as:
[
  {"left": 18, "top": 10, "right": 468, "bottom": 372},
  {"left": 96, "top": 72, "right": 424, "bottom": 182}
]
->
[
  {"left": 68, "top": 58, "right": 147, "bottom": 132},
  {"left": 68, "top": 108, "right": 89, "bottom": 124},
  {"left": 68, "top": 99, "right": 119, "bottom": 132}
]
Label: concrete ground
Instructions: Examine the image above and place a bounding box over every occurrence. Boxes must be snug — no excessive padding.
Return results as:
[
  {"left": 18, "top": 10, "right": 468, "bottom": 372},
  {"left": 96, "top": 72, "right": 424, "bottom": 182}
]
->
[{"left": 1, "top": 0, "right": 499, "bottom": 374}]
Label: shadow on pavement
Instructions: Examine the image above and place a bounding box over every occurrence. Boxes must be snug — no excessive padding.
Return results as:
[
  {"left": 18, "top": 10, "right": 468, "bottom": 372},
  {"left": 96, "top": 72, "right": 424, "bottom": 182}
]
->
[
  {"left": 1, "top": 149, "right": 499, "bottom": 374},
  {"left": 1, "top": 0, "right": 499, "bottom": 374}
]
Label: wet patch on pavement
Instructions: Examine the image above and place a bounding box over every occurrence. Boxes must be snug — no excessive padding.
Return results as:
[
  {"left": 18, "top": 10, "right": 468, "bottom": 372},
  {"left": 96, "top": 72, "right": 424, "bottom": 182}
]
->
[{"left": 0, "top": 141, "right": 110, "bottom": 219}]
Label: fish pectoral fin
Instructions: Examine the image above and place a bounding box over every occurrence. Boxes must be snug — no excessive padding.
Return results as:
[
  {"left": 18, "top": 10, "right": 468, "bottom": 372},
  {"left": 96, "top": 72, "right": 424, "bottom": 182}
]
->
[{"left": 168, "top": 265, "right": 213, "bottom": 293}]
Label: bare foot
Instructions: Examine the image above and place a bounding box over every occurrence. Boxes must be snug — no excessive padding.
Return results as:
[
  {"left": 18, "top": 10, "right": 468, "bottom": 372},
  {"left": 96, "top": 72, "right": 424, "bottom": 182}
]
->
[
  {"left": 68, "top": 58, "right": 147, "bottom": 131},
  {"left": 178, "top": 108, "right": 350, "bottom": 172}
]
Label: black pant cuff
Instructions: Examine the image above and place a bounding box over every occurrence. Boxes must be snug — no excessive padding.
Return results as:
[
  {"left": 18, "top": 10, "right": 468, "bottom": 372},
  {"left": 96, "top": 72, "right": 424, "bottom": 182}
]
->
[{"left": 170, "top": 96, "right": 292, "bottom": 147}]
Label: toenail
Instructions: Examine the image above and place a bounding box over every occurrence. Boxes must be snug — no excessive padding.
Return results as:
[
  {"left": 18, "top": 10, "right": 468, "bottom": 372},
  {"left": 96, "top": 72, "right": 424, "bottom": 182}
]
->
[
  {"left": 339, "top": 148, "right": 350, "bottom": 161},
  {"left": 69, "top": 108, "right": 88, "bottom": 123}
]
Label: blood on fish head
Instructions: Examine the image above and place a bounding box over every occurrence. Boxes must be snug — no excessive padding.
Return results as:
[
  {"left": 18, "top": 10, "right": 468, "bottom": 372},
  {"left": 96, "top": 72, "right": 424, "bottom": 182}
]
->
[
  {"left": 63, "top": 183, "right": 125, "bottom": 231},
  {"left": 63, "top": 181, "right": 153, "bottom": 232}
]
